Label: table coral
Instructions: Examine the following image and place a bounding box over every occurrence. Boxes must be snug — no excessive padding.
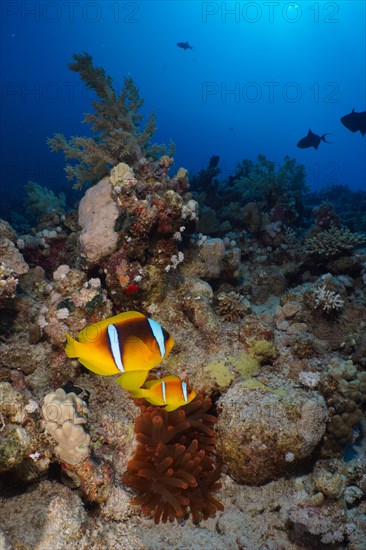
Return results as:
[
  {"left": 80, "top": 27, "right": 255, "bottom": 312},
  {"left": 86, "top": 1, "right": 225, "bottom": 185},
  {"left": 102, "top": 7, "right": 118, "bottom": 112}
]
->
[{"left": 122, "top": 392, "right": 223, "bottom": 524}]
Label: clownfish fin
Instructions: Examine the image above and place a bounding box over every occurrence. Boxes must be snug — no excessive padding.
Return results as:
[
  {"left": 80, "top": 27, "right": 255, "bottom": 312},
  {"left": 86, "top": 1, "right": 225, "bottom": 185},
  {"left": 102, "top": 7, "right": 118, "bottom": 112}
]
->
[
  {"left": 124, "top": 335, "right": 150, "bottom": 355},
  {"left": 117, "top": 370, "right": 149, "bottom": 391},
  {"left": 164, "top": 402, "right": 180, "bottom": 412},
  {"left": 144, "top": 375, "right": 178, "bottom": 389},
  {"left": 65, "top": 332, "right": 79, "bottom": 358},
  {"left": 79, "top": 357, "right": 114, "bottom": 376},
  {"left": 143, "top": 378, "right": 164, "bottom": 390},
  {"left": 128, "top": 387, "right": 146, "bottom": 398}
]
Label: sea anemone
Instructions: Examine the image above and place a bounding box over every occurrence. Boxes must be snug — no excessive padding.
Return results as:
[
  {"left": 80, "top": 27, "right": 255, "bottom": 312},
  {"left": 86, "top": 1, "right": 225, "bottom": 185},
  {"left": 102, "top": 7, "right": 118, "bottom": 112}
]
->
[{"left": 122, "top": 392, "right": 223, "bottom": 524}]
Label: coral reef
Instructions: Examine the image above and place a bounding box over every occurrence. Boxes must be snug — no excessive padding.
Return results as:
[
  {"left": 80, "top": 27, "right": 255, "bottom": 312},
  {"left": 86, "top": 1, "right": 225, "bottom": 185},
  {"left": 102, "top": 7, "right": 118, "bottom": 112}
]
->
[
  {"left": 0, "top": 262, "right": 18, "bottom": 304},
  {"left": 286, "top": 458, "right": 366, "bottom": 547},
  {"left": 0, "top": 383, "right": 36, "bottom": 472},
  {"left": 313, "top": 284, "right": 344, "bottom": 313},
  {"left": 321, "top": 358, "right": 366, "bottom": 453},
  {"left": 78, "top": 177, "right": 120, "bottom": 262},
  {"left": 0, "top": 221, "right": 29, "bottom": 306},
  {"left": 227, "top": 154, "right": 307, "bottom": 212},
  {"left": 122, "top": 392, "right": 223, "bottom": 524},
  {"left": 42, "top": 388, "right": 90, "bottom": 465},
  {"left": 217, "top": 382, "right": 327, "bottom": 485},
  {"left": 214, "top": 291, "right": 251, "bottom": 322},
  {"left": 24, "top": 181, "right": 66, "bottom": 223},
  {"left": 2, "top": 64, "right": 366, "bottom": 550},
  {"left": 305, "top": 226, "right": 365, "bottom": 259}
]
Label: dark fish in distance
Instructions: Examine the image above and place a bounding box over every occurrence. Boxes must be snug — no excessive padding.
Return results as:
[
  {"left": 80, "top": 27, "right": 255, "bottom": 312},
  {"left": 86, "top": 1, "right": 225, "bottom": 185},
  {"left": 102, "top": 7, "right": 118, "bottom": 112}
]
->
[
  {"left": 340, "top": 108, "right": 366, "bottom": 137},
  {"left": 297, "top": 129, "right": 331, "bottom": 150},
  {"left": 177, "top": 41, "right": 193, "bottom": 51},
  {"left": 208, "top": 155, "right": 220, "bottom": 169}
]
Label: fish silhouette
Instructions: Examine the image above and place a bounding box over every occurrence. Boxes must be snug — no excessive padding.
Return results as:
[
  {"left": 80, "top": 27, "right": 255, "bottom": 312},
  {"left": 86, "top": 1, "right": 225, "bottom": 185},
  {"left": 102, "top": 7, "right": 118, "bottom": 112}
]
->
[
  {"left": 297, "top": 129, "right": 331, "bottom": 150},
  {"left": 340, "top": 108, "right": 366, "bottom": 137},
  {"left": 177, "top": 41, "right": 193, "bottom": 51}
]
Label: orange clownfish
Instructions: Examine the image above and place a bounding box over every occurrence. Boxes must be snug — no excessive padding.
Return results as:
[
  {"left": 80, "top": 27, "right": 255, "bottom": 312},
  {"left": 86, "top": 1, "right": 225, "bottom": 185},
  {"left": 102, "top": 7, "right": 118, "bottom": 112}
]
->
[
  {"left": 128, "top": 375, "right": 196, "bottom": 412},
  {"left": 65, "top": 311, "right": 174, "bottom": 391}
]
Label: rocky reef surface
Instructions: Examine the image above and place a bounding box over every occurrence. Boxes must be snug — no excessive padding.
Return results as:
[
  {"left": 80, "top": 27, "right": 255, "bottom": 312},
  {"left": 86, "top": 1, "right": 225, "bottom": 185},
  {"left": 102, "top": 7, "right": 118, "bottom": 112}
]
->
[
  {"left": 0, "top": 154, "right": 365, "bottom": 550},
  {"left": 1, "top": 54, "right": 366, "bottom": 550}
]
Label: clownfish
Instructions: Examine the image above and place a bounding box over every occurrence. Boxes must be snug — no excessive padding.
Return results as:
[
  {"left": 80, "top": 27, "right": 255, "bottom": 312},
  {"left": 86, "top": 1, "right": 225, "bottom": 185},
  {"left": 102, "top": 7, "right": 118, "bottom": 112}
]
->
[
  {"left": 65, "top": 311, "right": 174, "bottom": 391},
  {"left": 128, "top": 375, "right": 196, "bottom": 411}
]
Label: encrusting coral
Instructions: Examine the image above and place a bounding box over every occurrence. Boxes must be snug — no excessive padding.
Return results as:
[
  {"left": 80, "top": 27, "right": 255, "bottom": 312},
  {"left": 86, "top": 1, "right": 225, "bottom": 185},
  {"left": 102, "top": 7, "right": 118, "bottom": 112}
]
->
[{"left": 122, "top": 391, "right": 224, "bottom": 524}]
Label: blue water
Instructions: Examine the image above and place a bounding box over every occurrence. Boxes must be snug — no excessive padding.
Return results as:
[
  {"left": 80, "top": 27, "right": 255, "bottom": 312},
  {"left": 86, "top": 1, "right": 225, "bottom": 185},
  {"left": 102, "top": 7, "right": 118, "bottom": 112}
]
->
[{"left": 1, "top": 0, "right": 365, "bottom": 208}]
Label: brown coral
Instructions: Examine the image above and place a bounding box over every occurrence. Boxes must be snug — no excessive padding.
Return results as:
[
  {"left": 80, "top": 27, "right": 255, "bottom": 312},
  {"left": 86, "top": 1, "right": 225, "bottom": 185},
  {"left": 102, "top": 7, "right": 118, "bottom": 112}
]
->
[
  {"left": 122, "top": 392, "right": 223, "bottom": 524},
  {"left": 305, "top": 226, "right": 365, "bottom": 259},
  {"left": 214, "top": 291, "right": 251, "bottom": 322}
]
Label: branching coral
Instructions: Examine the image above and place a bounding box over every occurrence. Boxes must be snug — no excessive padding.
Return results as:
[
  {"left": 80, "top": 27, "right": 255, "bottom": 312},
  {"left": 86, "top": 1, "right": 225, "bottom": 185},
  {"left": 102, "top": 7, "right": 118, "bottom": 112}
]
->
[
  {"left": 214, "top": 291, "right": 251, "bottom": 322},
  {"left": 24, "top": 181, "right": 65, "bottom": 222},
  {"left": 48, "top": 52, "right": 170, "bottom": 189},
  {"left": 232, "top": 154, "right": 307, "bottom": 208},
  {"left": 122, "top": 392, "right": 223, "bottom": 524},
  {"left": 313, "top": 285, "right": 344, "bottom": 313},
  {"left": 305, "top": 226, "right": 365, "bottom": 259}
]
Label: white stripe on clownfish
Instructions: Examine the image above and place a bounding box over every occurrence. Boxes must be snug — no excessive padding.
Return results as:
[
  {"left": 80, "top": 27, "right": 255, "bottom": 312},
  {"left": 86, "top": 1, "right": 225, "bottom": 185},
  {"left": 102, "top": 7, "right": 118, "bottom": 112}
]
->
[
  {"left": 182, "top": 381, "right": 188, "bottom": 402},
  {"left": 107, "top": 324, "right": 124, "bottom": 373},
  {"left": 161, "top": 379, "right": 167, "bottom": 403},
  {"left": 147, "top": 318, "right": 166, "bottom": 357}
]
